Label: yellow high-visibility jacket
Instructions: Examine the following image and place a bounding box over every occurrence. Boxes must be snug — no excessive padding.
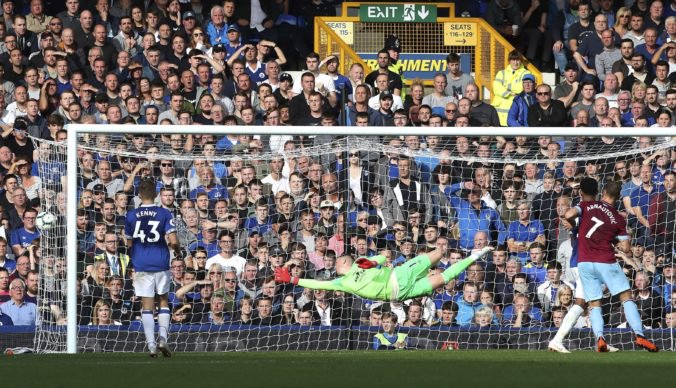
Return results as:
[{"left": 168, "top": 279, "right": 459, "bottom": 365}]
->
[{"left": 492, "top": 65, "right": 532, "bottom": 126}]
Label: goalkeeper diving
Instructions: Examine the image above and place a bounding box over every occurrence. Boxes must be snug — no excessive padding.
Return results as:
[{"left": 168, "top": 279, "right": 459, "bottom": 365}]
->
[{"left": 275, "top": 246, "right": 493, "bottom": 301}]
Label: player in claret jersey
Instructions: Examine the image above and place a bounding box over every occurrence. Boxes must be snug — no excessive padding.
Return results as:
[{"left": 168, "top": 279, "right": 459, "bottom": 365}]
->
[
  {"left": 125, "top": 179, "right": 181, "bottom": 358},
  {"left": 564, "top": 178, "right": 658, "bottom": 352}
]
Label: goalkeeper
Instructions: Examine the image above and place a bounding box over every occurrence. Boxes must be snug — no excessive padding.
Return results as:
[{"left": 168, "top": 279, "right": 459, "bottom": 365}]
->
[{"left": 275, "top": 246, "right": 493, "bottom": 301}]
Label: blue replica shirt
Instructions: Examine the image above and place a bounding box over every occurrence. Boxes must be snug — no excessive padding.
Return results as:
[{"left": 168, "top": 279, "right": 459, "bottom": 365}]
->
[
  {"left": 189, "top": 185, "right": 230, "bottom": 201},
  {"left": 246, "top": 62, "right": 267, "bottom": 86},
  {"left": 32, "top": 160, "right": 66, "bottom": 188},
  {"left": 507, "top": 220, "right": 545, "bottom": 262},
  {"left": 444, "top": 183, "right": 507, "bottom": 250},
  {"left": 187, "top": 240, "right": 220, "bottom": 258},
  {"left": 10, "top": 228, "right": 40, "bottom": 251},
  {"left": 630, "top": 185, "right": 659, "bottom": 219},
  {"left": 124, "top": 204, "right": 176, "bottom": 272},
  {"left": 651, "top": 167, "right": 670, "bottom": 193},
  {"left": 243, "top": 216, "right": 273, "bottom": 235},
  {"left": 523, "top": 263, "right": 548, "bottom": 285}
]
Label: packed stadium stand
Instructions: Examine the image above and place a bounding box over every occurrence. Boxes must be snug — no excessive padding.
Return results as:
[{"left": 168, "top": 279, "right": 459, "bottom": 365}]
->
[{"left": 0, "top": 0, "right": 675, "bottom": 353}]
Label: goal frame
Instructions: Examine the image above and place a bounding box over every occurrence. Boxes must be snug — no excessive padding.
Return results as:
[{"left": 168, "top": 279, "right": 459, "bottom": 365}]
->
[{"left": 64, "top": 124, "right": 676, "bottom": 353}]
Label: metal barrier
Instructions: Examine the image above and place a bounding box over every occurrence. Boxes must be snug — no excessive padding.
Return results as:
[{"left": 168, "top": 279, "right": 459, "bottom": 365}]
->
[{"left": 314, "top": 3, "right": 542, "bottom": 98}]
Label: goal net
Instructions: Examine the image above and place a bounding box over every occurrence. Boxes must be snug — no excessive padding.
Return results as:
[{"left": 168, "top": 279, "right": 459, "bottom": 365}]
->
[{"left": 31, "top": 127, "right": 676, "bottom": 353}]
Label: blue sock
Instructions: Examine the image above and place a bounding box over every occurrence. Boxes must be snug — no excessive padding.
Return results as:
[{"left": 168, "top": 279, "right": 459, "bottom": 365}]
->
[
  {"left": 622, "top": 300, "right": 645, "bottom": 337},
  {"left": 589, "top": 306, "right": 604, "bottom": 340}
]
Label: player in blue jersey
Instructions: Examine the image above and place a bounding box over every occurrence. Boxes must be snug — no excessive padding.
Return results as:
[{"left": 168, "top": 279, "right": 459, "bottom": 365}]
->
[{"left": 125, "top": 179, "right": 181, "bottom": 358}]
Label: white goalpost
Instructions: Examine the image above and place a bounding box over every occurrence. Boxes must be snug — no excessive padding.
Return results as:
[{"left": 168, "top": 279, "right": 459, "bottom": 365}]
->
[{"left": 28, "top": 125, "right": 676, "bottom": 353}]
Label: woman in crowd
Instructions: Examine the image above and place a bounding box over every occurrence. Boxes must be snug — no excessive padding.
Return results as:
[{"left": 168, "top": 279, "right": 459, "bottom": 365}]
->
[
  {"left": 90, "top": 300, "right": 120, "bottom": 326},
  {"left": 613, "top": 7, "right": 632, "bottom": 37},
  {"left": 9, "top": 157, "right": 41, "bottom": 201},
  {"left": 279, "top": 294, "right": 298, "bottom": 325}
]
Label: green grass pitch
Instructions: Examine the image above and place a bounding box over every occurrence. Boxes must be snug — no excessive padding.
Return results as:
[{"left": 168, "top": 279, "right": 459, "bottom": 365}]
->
[{"left": 4, "top": 350, "right": 675, "bottom": 388}]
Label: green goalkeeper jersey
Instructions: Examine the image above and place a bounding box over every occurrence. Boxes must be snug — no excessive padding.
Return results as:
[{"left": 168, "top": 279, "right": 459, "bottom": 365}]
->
[{"left": 297, "top": 256, "right": 393, "bottom": 300}]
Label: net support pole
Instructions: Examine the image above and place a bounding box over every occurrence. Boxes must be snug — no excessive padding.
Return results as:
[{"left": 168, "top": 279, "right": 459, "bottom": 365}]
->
[{"left": 66, "top": 131, "right": 78, "bottom": 353}]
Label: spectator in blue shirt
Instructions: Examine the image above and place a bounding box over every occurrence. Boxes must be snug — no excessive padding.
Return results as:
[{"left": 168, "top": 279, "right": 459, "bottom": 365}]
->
[
  {"left": 523, "top": 242, "right": 549, "bottom": 285},
  {"left": 444, "top": 181, "right": 507, "bottom": 251},
  {"left": 507, "top": 200, "right": 545, "bottom": 264},
  {"left": 455, "top": 281, "right": 484, "bottom": 326},
  {"left": 10, "top": 207, "right": 40, "bottom": 257},
  {"left": 243, "top": 198, "right": 273, "bottom": 235},
  {"left": 630, "top": 164, "right": 660, "bottom": 246},
  {"left": 189, "top": 166, "right": 229, "bottom": 202},
  {"left": 0, "top": 279, "right": 37, "bottom": 326},
  {"left": 206, "top": 6, "right": 229, "bottom": 46}
]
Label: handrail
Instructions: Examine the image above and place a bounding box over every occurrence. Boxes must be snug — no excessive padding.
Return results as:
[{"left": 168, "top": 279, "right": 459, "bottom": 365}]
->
[
  {"left": 314, "top": 17, "right": 370, "bottom": 77},
  {"left": 314, "top": 11, "right": 543, "bottom": 99}
]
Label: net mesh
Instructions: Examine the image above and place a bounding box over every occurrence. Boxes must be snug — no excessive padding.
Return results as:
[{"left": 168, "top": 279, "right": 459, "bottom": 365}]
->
[{"left": 31, "top": 132, "right": 676, "bottom": 353}]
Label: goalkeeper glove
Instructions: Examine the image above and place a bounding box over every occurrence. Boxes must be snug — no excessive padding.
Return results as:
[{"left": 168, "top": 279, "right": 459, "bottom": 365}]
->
[
  {"left": 274, "top": 267, "right": 299, "bottom": 285},
  {"left": 355, "top": 258, "right": 378, "bottom": 269}
]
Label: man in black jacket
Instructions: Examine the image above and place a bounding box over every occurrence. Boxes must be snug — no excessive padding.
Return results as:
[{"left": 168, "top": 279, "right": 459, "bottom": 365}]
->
[{"left": 527, "top": 84, "right": 568, "bottom": 127}]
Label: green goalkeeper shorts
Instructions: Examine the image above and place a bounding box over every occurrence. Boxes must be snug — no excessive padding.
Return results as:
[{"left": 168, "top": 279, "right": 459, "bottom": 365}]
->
[{"left": 393, "top": 255, "right": 433, "bottom": 300}]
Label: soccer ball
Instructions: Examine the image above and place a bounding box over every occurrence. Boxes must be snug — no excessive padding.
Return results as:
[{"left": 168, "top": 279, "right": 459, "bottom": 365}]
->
[{"left": 36, "top": 212, "right": 57, "bottom": 230}]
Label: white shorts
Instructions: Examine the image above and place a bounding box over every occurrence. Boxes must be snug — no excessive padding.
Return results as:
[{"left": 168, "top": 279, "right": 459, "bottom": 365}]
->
[
  {"left": 134, "top": 270, "right": 171, "bottom": 298},
  {"left": 570, "top": 267, "right": 586, "bottom": 301}
]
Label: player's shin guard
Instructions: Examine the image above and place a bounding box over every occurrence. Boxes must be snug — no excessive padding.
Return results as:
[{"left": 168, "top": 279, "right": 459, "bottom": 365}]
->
[
  {"left": 552, "top": 304, "right": 584, "bottom": 343},
  {"left": 622, "top": 300, "right": 645, "bottom": 337},
  {"left": 589, "top": 306, "right": 604, "bottom": 340},
  {"left": 158, "top": 308, "right": 171, "bottom": 342},
  {"left": 141, "top": 310, "right": 156, "bottom": 347}
]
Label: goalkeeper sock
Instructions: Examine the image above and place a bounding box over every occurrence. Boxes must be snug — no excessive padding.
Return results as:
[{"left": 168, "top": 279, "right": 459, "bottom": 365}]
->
[
  {"left": 141, "top": 310, "right": 156, "bottom": 347},
  {"left": 552, "top": 304, "right": 584, "bottom": 343},
  {"left": 589, "top": 306, "right": 604, "bottom": 340},
  {"left": 441, "top": 255, "right": 478, "bottom": 283},
  {"left": 622, "top": 300, "right": 645, "bottom": 337},
  {"left": 158, "top": 308, "right": 171, "bottom": 342}
]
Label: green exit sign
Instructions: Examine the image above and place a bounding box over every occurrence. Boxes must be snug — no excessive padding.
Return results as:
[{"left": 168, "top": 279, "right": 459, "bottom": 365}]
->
[{"left": 359, "top": 4, "right": 437, "bottom": 23}]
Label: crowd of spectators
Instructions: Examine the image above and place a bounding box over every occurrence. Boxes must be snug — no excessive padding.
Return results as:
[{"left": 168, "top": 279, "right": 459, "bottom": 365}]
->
[{"left": 0, "top": 1, "right": 674, "bottom": 342}]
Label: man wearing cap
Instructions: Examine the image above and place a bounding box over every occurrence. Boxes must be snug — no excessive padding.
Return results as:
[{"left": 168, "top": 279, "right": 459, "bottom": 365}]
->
[
  {"left": 384, "top": 34, "right": 403, "bottom": 77},
  {"left": 368, "top": 73, "right": 403, "bottom": 111},
  {"left": 179, "top": 10, "right": 198, "bottom": 37},
  {"left": 553, "top": 61, "right": 581, "bottom": 109},
  {"left": 492, "top": 50, "right": 532, "bottom": 126},
  {"left": 322, "top": 54, "right": 351, "bottom": 104},
  {"left": 507, "top": 73, "right": 536, "bottom": 127},
  {"left": 224, "top": 24, "right": 243, "bottom": 59}
]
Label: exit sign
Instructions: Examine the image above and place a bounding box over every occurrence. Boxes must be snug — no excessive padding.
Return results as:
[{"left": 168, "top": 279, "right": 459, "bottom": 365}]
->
[{"left": 359, "top": 4, "right": 437, "bottom": 23}]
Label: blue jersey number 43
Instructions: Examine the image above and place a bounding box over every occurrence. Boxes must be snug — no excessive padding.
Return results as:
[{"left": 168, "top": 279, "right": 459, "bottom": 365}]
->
[{"left": 133, "top": 220, "right": 160, "bottom": 243}]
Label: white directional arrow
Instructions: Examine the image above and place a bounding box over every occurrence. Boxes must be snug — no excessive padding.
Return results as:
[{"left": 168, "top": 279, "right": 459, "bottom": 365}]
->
[{"left": 417, "top": 6, "right": 429, "bottom": 20}]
